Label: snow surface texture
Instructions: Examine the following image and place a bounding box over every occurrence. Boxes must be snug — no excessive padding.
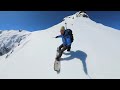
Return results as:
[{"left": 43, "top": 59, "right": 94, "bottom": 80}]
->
[{"left": 0, "top": 11, "right": 120, "bottom": 79}]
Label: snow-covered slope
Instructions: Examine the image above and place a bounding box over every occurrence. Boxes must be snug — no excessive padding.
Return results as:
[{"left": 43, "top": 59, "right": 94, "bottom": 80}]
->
[
  {"left": 0, "top": 12, "right": 120, "bottom": 79},
  {"left": 0, "top": 30, "right": 31, "bottom": 58}
]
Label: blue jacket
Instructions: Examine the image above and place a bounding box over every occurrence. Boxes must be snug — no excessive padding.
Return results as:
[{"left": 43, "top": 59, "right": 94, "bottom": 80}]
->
[{"left": 56, "top": 31, "right": 71, "bottom": 46}]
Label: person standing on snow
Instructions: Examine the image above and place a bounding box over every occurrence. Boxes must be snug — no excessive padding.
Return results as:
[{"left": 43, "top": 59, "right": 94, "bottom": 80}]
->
[{"left": 55, "top": 26, "right": 74, "bottom": 61}]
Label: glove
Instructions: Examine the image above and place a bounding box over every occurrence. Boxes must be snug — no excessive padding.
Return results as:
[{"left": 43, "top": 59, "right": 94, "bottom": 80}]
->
[{"left": 55, "top": 36, "right": 58, "bottom": 38}]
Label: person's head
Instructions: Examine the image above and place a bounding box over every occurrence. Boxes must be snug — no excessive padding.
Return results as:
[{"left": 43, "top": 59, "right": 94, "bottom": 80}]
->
[{"left": 60, "top": 26, "right": 65, "bottom": 35}]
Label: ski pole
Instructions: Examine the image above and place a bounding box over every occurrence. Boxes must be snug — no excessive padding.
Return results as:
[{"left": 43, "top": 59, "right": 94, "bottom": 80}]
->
[{"left": 65, "top": 21, "right": 67, "bottom": 30}]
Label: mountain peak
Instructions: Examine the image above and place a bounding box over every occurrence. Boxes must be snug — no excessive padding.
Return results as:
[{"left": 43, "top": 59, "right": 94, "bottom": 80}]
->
[
  {"left": 75, "top": 11, "right": 89, "bottom": 18},
  {"left": 63, "top": 11, "right": 89, "bottom": 22}
]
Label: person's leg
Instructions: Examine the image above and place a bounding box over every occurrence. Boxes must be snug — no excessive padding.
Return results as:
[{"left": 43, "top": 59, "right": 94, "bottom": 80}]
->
[
  {"left": 67, "top": 45, "right": 71, "bottom": 51},
  {"left": 56, "top": 45, "right": 67, "bottom": 61},
  {"left": 57, "top": 44, "right": 64, "bottom": 52}
]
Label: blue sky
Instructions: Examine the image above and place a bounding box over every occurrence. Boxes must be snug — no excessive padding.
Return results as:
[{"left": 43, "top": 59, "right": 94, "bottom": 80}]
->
[
  {"left": 0, "top": 11, "right": 119, "bottom": 31},
  {"left": 87, "top": 11, "right": 120, "bottom": 30}
]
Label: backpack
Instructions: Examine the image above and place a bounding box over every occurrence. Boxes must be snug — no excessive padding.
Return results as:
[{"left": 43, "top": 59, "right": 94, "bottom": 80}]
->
[{"left": 64, "top": 29, "right": 74, "bottom": 43}]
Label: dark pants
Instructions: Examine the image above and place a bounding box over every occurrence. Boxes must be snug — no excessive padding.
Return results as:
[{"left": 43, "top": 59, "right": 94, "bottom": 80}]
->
[{"left": 56, "top": 44, "right": 71, "bottom": 61}]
